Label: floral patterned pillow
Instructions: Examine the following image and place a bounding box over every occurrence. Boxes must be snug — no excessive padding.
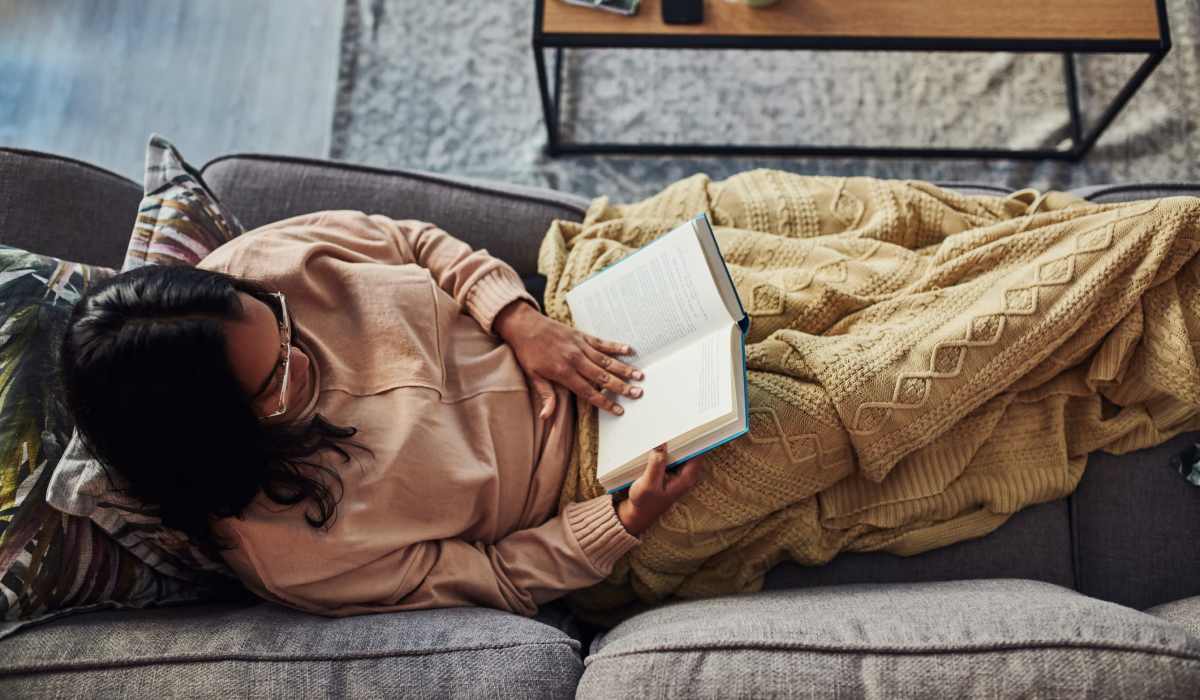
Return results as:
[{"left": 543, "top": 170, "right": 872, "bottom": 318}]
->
[
  {"left": 122, "top": 133, "right": 244, "bottom": 270},
  {"left": 0, "top": 246, "right": 249, "bottom": 641},
  {"left": 47, "top": 430, "right": 238, "bottom": 583}
]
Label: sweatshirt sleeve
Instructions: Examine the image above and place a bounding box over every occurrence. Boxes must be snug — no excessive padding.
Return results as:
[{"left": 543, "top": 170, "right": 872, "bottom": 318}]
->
[
  {"left": 368, "top": 213, "right": 540, "bottom": 335},
  {"left": 218, "top": 494, "right": 641, "bottom": 618}
]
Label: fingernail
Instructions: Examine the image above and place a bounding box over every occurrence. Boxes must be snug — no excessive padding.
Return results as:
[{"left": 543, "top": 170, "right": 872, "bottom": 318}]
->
[
  {"left": 634, "top": 370, "right": 644, "bottom": 380},
  {"left": 614, "top": 405, "right": 624, "bottom": 415},
  {"left": 630, "top": 387, "right": 643, "bottom": 397},
  {"left": 623, "top": 345, "right": 632, "bottom": 353}
]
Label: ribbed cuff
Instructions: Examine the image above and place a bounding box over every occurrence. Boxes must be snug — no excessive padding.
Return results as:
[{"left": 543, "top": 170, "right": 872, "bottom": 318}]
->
[
  {"left": 564, "top": 494, "right": 641, "bottom": 576},
  {"left": 465, "top": 266, "right": 539, "bottom": 335}
]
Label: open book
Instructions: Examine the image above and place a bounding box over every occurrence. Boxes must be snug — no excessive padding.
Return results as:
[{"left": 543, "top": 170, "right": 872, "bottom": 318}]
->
[{"left": 565, "top": 213, "right": 750, "bottom": 493}]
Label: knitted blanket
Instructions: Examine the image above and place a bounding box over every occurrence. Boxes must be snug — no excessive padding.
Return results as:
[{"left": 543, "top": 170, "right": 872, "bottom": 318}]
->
[{"left": 540, "top": 171, "right": 1200, "bottom": 628}]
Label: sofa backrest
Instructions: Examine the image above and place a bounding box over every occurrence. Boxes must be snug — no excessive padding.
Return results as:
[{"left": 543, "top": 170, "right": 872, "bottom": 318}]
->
[{"left": 200, "top": 154, "right": 590, "bottom": 278}]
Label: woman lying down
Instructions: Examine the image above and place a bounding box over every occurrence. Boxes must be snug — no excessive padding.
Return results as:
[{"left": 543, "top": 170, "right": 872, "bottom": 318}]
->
[
  {"left": 59, "top": 173, "right": 1200, "bottom": 628},
  {"left": 60, "top": 209, "right": 693, "bottom": 622}
]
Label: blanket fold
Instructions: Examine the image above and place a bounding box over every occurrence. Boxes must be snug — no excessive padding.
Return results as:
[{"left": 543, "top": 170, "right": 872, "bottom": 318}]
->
[{"left": 538, "top": 171, "right": 1200, "bottom": 627}]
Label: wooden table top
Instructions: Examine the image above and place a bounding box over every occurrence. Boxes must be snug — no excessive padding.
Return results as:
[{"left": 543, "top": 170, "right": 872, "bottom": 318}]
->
[{"left": 540, "top": 0, "right": 1163, "bottom": 42}]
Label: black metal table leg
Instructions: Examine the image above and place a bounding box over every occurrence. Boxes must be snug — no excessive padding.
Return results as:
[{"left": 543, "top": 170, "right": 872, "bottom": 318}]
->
[
  {"left": 546, "top": 141, "right": 1076, "bottom": 160},
  {"left": 1073, "top": 50, "right": 1169, "bottom": 159},
  {"left": 553, "top": 47, "right": 564, "bottom": 142},
  {"left": 532, "top": 41, "right": 559, "bottom": 155},
  {"left": 1063, "top": 52, "right": 1084, "bottom": 158}
]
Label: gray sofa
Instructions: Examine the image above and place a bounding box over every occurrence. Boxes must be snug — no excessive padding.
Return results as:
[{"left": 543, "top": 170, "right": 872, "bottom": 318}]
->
[{"left": 1, "top": 146, "right": 1199, "bottom": 698}]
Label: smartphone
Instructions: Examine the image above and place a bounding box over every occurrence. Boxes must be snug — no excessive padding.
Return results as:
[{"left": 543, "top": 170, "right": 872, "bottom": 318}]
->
[
  {"left": 662, "top": 0, "right": 703, "bottom": 24},
  {"left": 560, "top": 0, "right": 641, "bottom": 16}
]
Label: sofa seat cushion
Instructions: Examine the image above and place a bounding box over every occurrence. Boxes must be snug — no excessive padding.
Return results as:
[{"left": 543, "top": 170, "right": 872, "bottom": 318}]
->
[
  {"left": 1147, "top": 596, "right": 1200, "bottom": 640},
  {"left": 578, "top": 579, "right": 1200, "bottom": 699},
  {"left": 0, "top": 600, "right": 585, "bottom": 699}
]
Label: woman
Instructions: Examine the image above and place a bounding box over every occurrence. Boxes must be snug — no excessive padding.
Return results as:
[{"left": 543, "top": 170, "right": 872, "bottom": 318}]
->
[{"left": 59, "top": 210, "right": 703, "bottom": 618}]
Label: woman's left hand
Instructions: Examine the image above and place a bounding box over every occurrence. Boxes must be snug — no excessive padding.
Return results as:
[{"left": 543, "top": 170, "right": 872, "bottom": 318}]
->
[{"left": 494, "top": 301, "right": 644, "bottom": 419}]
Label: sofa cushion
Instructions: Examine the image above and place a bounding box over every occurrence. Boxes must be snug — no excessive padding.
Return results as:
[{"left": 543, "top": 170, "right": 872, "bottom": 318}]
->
[
  {"left": 199, "top": 154, "right": 590, "bottom": 279},
  {"left": 1072, "top": 431, "right": 1200, "bottom": 611},
  {"left": 1146, "top": 596, "right": 1200, "bottom": 640},
  {"left": 763, "top": 498, "right": 1073, "bottom": 592},
  {"left": 121, "top": 134, "right": 243, "bottom": 270},
  {"left": 0, "top": 599, "right": 583, "bottom": 699},
  {"left": 579, "top": 579, "right": 1200, "bottom": 699},
  {"left": 0, "top": 148, "right": 141, "bottom": 269},
  {"left": 47, "top": 429, "right": 241, "bottom": 585}
]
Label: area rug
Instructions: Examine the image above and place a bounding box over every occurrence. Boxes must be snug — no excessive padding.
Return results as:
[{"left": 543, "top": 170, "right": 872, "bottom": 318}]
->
[{"left": 332, "top": 0, "right": 1200, "bottom": 203}]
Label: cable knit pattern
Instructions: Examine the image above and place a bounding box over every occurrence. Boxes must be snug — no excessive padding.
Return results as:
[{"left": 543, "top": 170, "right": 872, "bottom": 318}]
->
[
  {"left": 540, "top": 170, "right": 1200, "bottom": 628},
  {"left": 564, "top": 494, "right": 641, "bottom": 575}
]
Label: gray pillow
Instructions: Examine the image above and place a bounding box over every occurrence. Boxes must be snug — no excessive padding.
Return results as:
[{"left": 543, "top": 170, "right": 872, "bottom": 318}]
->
[{"left": 47, "top": 432, "right": 235, "bottom": 582}]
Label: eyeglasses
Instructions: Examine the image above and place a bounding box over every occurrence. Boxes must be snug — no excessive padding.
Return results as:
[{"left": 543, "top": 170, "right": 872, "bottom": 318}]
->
[{"left": 259, "top": 292, "right": 293, "bottom": 420}]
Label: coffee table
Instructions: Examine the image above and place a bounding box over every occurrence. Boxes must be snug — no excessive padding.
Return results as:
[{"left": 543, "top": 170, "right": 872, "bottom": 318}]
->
[{"left": 532, "top": 0, "right": 1171, "bottom": 160}]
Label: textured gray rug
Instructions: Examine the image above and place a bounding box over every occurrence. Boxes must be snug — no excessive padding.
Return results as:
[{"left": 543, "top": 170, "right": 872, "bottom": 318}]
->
[{"left": 332, "top": 0, "right": 1200, "bottom": 203}]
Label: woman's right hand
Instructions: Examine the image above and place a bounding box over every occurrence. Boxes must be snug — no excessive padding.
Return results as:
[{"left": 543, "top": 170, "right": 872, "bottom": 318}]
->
[{"left": 615, "top": 443, "right": 703, "bottom": 537}]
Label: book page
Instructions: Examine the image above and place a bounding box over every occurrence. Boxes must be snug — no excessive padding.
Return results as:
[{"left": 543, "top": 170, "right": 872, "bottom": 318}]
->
[
  {"left": 566, "top": 220, "right": 734, "bottom": 366},
  {"left": 693, "top": 215, "right": 747, "bottom": 326},
  {"left": 597, "top": 325, "right": 734, "bottom": 476}
]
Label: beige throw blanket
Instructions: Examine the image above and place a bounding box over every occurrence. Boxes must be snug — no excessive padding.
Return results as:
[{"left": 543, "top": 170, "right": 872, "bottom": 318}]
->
[{"left": 540, "top": 171, "right": 1200, "bottom": 627}]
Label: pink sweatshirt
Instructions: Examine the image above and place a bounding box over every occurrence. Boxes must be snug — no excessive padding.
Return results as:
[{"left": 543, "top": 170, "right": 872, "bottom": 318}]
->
[{"left": 197, "top": 210, "right": 640, "bottom": 618}]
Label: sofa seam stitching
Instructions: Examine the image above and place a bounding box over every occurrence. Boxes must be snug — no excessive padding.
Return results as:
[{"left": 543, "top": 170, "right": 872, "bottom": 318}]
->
[
  {"left": 0, "top": 639, "right": 583, "bottom": 677},
  {"left": 585, "top": 640, "right": 1200, "bottom": 664}
]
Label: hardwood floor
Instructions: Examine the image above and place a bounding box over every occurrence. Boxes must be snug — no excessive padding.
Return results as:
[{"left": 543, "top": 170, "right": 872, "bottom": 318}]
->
[{"left": 0, "top": 0, "right": 344, "bottom": 182}]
